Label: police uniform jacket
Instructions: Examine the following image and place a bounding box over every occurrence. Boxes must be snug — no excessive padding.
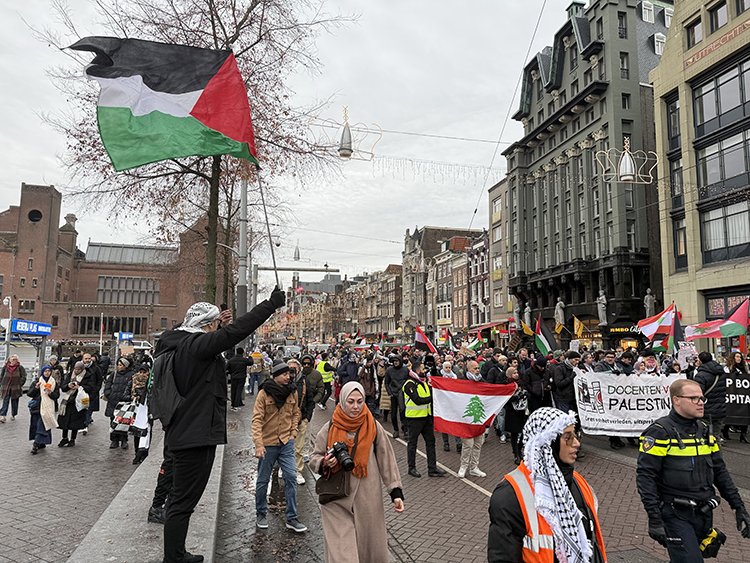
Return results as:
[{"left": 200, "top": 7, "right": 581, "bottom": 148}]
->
[{"left": 636, "top": 409, "right": 743, "bottom": 520}]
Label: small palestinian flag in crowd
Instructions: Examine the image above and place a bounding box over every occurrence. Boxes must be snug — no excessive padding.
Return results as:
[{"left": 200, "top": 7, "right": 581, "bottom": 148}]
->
[
  {"left": 70, "top": 37, "right": 257, "bottom": 171},
  {"left": 534, "top": 316, "right": 554, "bottom": 356},
  {"left": 466, "top": 338, "right": 482, "bottom": 351},
  {"left": 445, "top": 329, "right": 458, "bottom": 352},
  {"left": 414, "top": 325, "right": 437, "bottom": 354}
]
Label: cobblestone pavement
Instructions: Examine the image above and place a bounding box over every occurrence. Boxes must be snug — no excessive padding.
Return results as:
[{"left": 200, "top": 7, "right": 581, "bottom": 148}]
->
[
  {"left": 0, "top": 396, "right": 137, "bottom": 563},
  {"left": 217, "top": 392, "right": 750, "bottom": 562}
]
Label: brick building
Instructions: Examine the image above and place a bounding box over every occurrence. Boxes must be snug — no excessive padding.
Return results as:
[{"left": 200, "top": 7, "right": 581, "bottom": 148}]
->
[{"left": 0, "top": 183, "right": 232, "bottom": 343}]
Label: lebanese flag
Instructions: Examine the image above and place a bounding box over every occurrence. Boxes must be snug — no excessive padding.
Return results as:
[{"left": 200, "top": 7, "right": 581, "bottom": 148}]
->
[
  {"left": 414, "top": 325, "right": 437, "bottom": 354},
  {"left": 70, "top": 37, "right": 257, "bottom": 171},
  {"left": 431, "top": 377, "right": 516, "bottom": 438},
  {"left": 637, "top": 303, "right": 675, "bottom": 339},
  {"left": 686, "top": 299, "right": 749, "bottom": 341}
]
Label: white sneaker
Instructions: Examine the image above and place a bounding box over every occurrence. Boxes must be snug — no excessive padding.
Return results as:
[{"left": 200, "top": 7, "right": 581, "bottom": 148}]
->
[
  {"left": 499, "top": 434, "right": 507, "bottom": 443},
  {"left": 82, "top": 428, "right": 88, "bottom": 436},
  {"left": 0, "top": 416, "right": 5, "bottom": 423},
  {"left": 469, "top": 468, "right": 487, "bottom": 478},
  {"left": 457, "top": 466, "right": 467, "bottom": 478},
  {"left": 296, "top": 474, "right": 305, "bottom": 485}
]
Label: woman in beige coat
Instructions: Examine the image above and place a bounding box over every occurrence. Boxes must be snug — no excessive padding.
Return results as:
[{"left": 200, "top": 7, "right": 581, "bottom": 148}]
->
[{"left": 310, "top": 381, "right": 405, "bottom": 563}]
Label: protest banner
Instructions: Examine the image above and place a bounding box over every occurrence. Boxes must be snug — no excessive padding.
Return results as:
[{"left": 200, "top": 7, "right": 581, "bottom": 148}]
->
[
  {"left": 573, "top": 368, "right": 684, "bottom": 437},
  {"left": 677, "top": 341, "right": 697, "bottom": 371},
  {"left": 725, "top": 373, "right": 750, "bottom": 427}
]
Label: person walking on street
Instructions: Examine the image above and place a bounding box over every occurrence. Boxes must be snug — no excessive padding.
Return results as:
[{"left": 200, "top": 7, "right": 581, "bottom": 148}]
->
[
  {"left": 291, "top": 358, "right": 315, "bottom": 485},
  {"left": 316, "top": 352, "right": 336, "bottom": 410},
  {"left": 81, "top": 352, "right": 103, "bottom": 435},
  {"left": 158, "top": 289, "right": 284, "bottom": 563},
  {"left": 384, "top": 356, "right": 409, "bottom": 440},
  {"left": 504, "top": 366, "right": 529, "bottom": 466},
  {"left": 637, "top": 378, "right": 750, "bottom": 562},
  {"left": 57, "top": 361, "right": 95, "bottom": 447},
  {"left": 226, "top": 347, "right": 253, "bottom": 410},
  {"left": 252, "top": 361, "right": 307, "bottom": 533},
  {"left": 0, "top": 355, "right": 26, "bottom": 423},
  {"left": 694, "top": 351, "right": 727, "bottom": 439},
  {"left": 488, "top": 407, "right": 607, "bottom": 562},
  {"left": 310, "top": 381, "right": 404, "bottom": 562},
  {"left": 27, "top": 365, "right": 60, "bottom": 454},
  {"left": 457, "top": 360, "right": 488, "bottom": 478},
  {"left": 103, "top": 357, "right": 134, "bottom": 449},
  {"left": 403, "top": 360, "right": 446, "bottom": 478},
  {"left": 47, "top": 355, "right": 65, "bottom": 387}
]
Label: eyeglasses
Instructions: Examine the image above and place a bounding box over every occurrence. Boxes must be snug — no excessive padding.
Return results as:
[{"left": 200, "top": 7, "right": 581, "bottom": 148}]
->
[
  {"left": 302, "top": 363, "right": 312, "bottom": 367},
  {"left": 562, "top": 431, "right": 582, "bottom": 445},
  {"left": 677, "top": 395, "right": 708, "bottom": 404}
]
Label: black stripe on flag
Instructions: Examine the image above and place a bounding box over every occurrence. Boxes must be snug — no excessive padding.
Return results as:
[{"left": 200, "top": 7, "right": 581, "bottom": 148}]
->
[{"left": 69, "top": 36, "right": 231, "bottom": 94}]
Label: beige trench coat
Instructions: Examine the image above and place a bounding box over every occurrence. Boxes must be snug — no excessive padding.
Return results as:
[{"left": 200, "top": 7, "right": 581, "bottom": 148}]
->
[{"left": 310, "top": 420, "right": 403, "bottom": 563}]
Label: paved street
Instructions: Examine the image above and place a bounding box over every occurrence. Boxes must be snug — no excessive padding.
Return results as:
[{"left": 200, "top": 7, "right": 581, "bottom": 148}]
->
[
  {"left": 217, "top": 392, "right": 750, "bottom": 562},
  {"left": 0, "top": 396, "right": 136, "bottom": 563}
]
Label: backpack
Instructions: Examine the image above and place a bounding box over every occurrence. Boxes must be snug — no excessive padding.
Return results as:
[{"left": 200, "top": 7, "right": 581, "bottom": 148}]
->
[{"left": 147, "top": 349, "right": 183, "bottom": 430}]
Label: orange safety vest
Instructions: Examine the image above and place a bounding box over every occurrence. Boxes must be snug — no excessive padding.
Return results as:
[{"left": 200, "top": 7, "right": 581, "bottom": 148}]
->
[{"left": 504, "top": 462, "right": 607, "bottom": 563}]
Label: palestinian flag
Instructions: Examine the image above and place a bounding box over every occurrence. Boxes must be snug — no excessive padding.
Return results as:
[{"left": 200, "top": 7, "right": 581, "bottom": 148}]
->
[
  {"left": 653, "top": 307, "right": 684, "bottom": 355},
  {"left": 446, "top": 329, "right": 458, "bottom": 352},
  {"left": 70, "top": 37, "right": 257, "bottom": 171},
  {"left": 534, "top": 316, "right": 553, "bottom": 356},
  {"left": 432, "top": 377, "right": 516, "bottom": 438},
  {"left": 637, "top": 303, "right": 675, "bottom": 340},
  {"left": 466, "top": 338, "right": 481, "bottom": 351},
  {"left": 686, "top": 298, "right": 749, "bottom": 341},
  {"left": 414, "top": 325, "right": 437, "bottom": 354}
]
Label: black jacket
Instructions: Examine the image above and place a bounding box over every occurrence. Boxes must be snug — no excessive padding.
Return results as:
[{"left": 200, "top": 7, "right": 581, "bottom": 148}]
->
[
  {"left": 486, "top": 364, "right": 506, "bottom": 384},
  {"left": 159, "top": 300, "right": 277, "bottom": 451},
  {"left": 385, "top": 364, "right": 409, "bottom": 397},
  {"left": 636, "top": 410, "right": 743, "bottom": 519},
  {"left": 104, "top": 368, "right": 133, "bottom": 417},
  {"left": 552, "top": 361, "right": 577, "bottom": 405},
  {"left": 694, "top": 360, "right": 727, "bottom": 419},
  {"left": 226, "top": 355, "right": 253, "bottom": 381},
  {"left": 295, "top": 373, "right": 316, "bottom": 422},
  {"left": 480, "top": 358, "right": 498, "bottom": 379}
]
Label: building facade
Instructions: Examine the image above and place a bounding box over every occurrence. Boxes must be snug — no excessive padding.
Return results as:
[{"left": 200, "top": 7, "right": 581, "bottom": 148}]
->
[
  {"left": 489, "top": 178, "right": 515, "bottom": 342},
  {"left": 651, "top": 0, "right": 750, "bottom": 344},
  {"left": 452, "top": 253, "right": 470, "bottom": 333},
  {"left": 468, "top": 230, "right": 490, "bottom": 329},
  {"left": 502, "top": 0, "right": 671, "bottom": 348}
]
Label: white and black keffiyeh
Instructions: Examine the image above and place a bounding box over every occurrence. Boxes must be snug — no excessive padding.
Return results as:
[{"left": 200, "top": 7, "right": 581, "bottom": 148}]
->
[
  {"left": 522, "top": 407, "right": 592, "bottom": 563},
  {"left": 178, "top": 302, "right": 221, "bottom": 333}
]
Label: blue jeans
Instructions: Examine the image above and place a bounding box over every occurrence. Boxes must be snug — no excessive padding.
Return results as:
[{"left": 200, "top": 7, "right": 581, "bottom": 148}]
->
[
  {"left": 247, "top": 374, "right": 259, "bottom": 394},
  {"left": 255, "top": 440, "right": 298, "bottom": 521},
  {"left": 0, "top": 395, "right": 19, "bottom": 417}
]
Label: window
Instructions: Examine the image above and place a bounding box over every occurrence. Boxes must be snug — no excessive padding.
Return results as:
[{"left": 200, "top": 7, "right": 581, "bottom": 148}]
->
[
  {"left": 536, "top": 77, "right": 544, "bottom": 99},
  {"left": 670, "top": 157, "right": 684, "bottom": 206},
  {"left": 739, "top": 0, "right": 750, "bottom": 14},
  {"left": 600, "top": 99, "right": 607, "bottom": 115},
  {"left": 571, "top": 80, "right": 579, "bottom": 97},
  {"left": 625, "top": 185, "right": 634, "bottom": 208},
  {"left": 700, "top": 201, "right": 750, "bottom": 263},
  {"left": 709, "top": 2, "right": 728, "bottom": 33},
  {"left": 642, "top": 1, "right": 654, "bottom": 23},
  {"left": 97, "top": 276, "right": 161, "bottom": 305},
  {"left": 55, "top": 283, "right": 61, "bottom": 301},
  {"left": 665, "top": 7, "right": 673, "bottom": 27},
  {"left": 694, "top": 62, "right": 750, "bottom": 134},
  {"left": 0, "top": 274, "right": 3, "bottom": 297},
  {"left": 51, "top": 315, "right": 59, "bottom": 327},
  {"left": 622, "top": 93, "right": 631, "bottom": 110},
  {"left": 65, "top": 268, "right": 70, "bottom": 280},
  {"left": 687, "top": 19, "right": 703, "bottom": 48},
  {"left": 584, "top": 69, "right": 592, "bottom": 85},
  {"left": 627, "top": 220, "right": 637, "bottom": 251},
  {"left": 697, "top": 131, "right": 749, "bottom": 190},
  {"left": 31, "top": 278, "right": 37, "bottom": 288},
  {"left": 18, "top": 299, "right": 35, "bottom": 313},
  {"left": 586, "top": 107, "right": 595, "bottom": 124},
  {"left": 654, "top": 33, "right": 666, "bottom": 56},
  {"left": 674, "top": 218, "right": 688, "bottom": 269},
  {"left": 27, "top": 258, "right": 33, "bottom": 271},
  {"left": 492, "top": 226, "right": 502, "bottom": 243},
  {"left": 667, "top": 98, "right": 680, "bottom": 148},
  {"left": 572, "top": 117, "right": 581, "bottom": 133},
  {"left": 593, "top": 188, "right": 600, "bottom": 217},
  {"left": 596, "top": 18, "right": 604, "bottom": 39},
  {"left": 570, "top": 43, "right": 578, "bottom": 71},
  {"left": 20, "top": 278, "right": 25, "bottom": 288},
  {"left": 620, "top": 52, "right": 630, "bottom": 79},
  {"left": 618, "top": 12, "right": 628, "bottom": 38},
  {"left": 57, "top": 265, "right": 62, "bottom": 278}
]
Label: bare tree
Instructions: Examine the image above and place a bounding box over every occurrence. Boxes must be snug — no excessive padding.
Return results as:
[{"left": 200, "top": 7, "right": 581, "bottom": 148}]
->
[{"left": 36, "top": 0, "right": 348, "bottom": 301}]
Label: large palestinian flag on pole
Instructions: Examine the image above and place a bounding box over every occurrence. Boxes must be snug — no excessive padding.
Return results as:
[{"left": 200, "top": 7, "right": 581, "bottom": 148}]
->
[
  {"left": 70, "top": 37, "right": 257, "bottom": 171},
  {"left": 431, "top": 377, "right": 516, "bottom": 438},
  {"left": 685, "top": 298, "right": 749, "bottom": 341}
]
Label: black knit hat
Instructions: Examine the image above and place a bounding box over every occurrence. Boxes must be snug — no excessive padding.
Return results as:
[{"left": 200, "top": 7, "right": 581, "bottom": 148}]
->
[{"left": 271, "top": 361, "right": 290, "bottom": 378}]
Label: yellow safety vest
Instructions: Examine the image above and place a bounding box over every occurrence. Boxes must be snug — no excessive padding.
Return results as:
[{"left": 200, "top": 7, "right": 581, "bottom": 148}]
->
[
  {"left": 316, "top": 361, "right": 334, "bottom": 384},
  {"left": 403, "top": 380, "right": 431, "bottom": 418}
]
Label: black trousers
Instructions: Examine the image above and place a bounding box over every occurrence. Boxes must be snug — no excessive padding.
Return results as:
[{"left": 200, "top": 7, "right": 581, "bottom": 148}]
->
[
  {"left": 321, "top": 382, "right": 332, "bottom": 405},
  {"left": 152, "top": 442, "right": 174, "bottom": 508},
  {"left": 230, "top": 378, "right": 244, "bottom": 407},
  {"left": 163, "top": 445, "right": 216, "bottom": 562},
  {"left": 406, "top": 417, "right": 437, "bottom": 471},
  {"left": 390, "top": 396, "right": 407, "bottom": 434},
  {"left": 661, "top": 502, "right": 713, "bottom": 563}
]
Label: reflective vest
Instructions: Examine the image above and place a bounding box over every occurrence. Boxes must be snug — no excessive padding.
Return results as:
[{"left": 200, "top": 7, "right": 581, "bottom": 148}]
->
[
  {"left": 403, "top": 380, "right": 431, "bottom": 418},
  {"left": 504, "top": 462, "right": 607, "bottom": 563},
  {"left": 316, "top": 361, "right": 334, "bottom": 384}
]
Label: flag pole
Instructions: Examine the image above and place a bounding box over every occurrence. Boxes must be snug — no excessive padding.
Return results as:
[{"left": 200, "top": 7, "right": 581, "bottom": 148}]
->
[{"left": 256, "top": 172, "right": 280, "bottom": 289}]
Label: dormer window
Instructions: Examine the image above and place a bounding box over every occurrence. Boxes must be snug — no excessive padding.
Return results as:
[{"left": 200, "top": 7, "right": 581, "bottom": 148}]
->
[
  {"left": 654, "top": 33, "right": 666, "bottom": 56},
  {"left": 642, "top": 1, "right": 655, "bottom": 23}
]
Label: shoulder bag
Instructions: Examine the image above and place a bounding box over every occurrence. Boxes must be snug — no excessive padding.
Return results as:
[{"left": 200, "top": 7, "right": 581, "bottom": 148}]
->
[{"left": 315, "top": 426, "right": 359, "bottom": 505}]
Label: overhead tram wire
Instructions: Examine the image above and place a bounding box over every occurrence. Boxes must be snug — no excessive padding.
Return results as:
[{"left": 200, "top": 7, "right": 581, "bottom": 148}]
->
[{"left": 467, "top": 0, "right": 550, "bottom": 232}]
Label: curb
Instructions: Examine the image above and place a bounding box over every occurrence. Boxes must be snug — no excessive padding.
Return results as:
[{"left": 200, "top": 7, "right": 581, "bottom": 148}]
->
[{"left": 67, "top": 430, "right": 225, "bottom": 563}]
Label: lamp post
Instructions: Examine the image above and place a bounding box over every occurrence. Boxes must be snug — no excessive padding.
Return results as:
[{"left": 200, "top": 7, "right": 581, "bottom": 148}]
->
[{"left": 2, "top": 296, "right": 11, "bottom": 363}]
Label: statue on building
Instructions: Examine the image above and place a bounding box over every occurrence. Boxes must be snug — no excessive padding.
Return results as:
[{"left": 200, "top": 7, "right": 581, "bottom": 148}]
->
[
  {"left": 596, "top": 290, "right": 608, "bottom": 326},
  {"left": 513, "top": 297, "right": 522, "bottom": 327},
  {"left": 523, "top": 303, "right": 532, "bottom": 328},
  {"left": 554, "top": 297, "right": 566, "bottom": 327},
  {"left": 643, "top": 288, "right": 656, "bottom": 318}
]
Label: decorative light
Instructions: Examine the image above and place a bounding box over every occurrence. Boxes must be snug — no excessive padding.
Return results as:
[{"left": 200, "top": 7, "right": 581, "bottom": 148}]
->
[
  {"left": 617, "top": 137, "right": 636, "bottom": 182},
  {"left": 338, "top": 107, "right": 353, "bottom": 159}
]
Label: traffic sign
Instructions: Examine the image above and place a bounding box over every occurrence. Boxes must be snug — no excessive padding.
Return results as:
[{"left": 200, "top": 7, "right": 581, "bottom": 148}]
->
[
  {"left": 114, "top": 331, "right": 134, "bottom": 341},
  {"left": 11, "top": 319, "right": 52, "bottom": 336}
]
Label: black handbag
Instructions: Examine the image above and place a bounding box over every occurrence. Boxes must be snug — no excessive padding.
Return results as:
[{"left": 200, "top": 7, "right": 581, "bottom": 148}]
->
[{"left": 315, "top": 427, "right": 358, "bottom": 505}]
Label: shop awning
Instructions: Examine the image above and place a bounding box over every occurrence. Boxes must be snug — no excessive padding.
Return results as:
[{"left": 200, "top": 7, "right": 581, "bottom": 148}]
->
[{"left": 468, "top": 321, "right": 503, "bottom": 333}]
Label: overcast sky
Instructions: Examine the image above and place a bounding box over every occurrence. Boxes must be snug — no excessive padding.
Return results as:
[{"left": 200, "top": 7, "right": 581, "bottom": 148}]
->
[{"left": 0, "top": 0, "right": 571, "bottom": 292}]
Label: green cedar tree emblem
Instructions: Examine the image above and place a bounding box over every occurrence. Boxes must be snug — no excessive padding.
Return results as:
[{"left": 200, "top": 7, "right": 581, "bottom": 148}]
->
[{"left": 463, "top": 396, "right": 486, "bottom": 423}]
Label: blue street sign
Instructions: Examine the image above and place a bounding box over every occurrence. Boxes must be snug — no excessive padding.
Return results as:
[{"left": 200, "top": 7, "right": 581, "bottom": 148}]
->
[
  {"left": 11, "top": 319, "right": 52, "bottom": 336},
  {"left": 114, "top": 331, "right": 134, "bottom": 341}
]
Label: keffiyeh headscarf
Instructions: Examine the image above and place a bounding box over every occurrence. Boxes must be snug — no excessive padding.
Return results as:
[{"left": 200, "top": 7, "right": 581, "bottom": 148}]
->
[
  {"left": 522, "top": 407, "right": 592, "bottom": 563},
  {"left": 178, "top": 302, "right": 221, "bottom": 333}
]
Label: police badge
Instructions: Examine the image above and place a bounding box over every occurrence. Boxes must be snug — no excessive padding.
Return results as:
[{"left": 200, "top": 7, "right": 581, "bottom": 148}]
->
[{"left": 641, "top": 435, "right": 655, "bottom": 451}]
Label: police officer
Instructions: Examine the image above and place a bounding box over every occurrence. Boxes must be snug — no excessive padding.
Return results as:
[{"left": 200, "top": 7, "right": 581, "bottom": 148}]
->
[{"left": 636, "top": 379, "right": 750, "bottom": 561}]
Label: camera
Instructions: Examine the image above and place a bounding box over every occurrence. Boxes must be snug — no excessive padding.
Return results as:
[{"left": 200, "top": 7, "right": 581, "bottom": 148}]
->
[{"left": 327, "top": 441, "right": 355, "bottom": 472}]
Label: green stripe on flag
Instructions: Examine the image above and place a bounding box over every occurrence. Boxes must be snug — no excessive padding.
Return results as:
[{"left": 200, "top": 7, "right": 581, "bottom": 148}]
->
[
  {"left": 97, "top": 106, "right": 258, "bottom": 171},
  {"left": 534, "top": 334, "right": 552, "bottom": 356}
]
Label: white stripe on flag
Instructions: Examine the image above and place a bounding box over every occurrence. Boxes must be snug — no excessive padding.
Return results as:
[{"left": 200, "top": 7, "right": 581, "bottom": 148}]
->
[
  {"left": 94, "top": 75, "right": 202, "bottom": 117},
  {"left": 432, "top": 387, "right": 513, "bottom": 425}
]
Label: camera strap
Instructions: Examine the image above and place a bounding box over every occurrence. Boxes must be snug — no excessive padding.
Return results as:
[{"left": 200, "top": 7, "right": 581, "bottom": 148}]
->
[{"left": 326, "top": 423, "right": 360, "bottom": 459}]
